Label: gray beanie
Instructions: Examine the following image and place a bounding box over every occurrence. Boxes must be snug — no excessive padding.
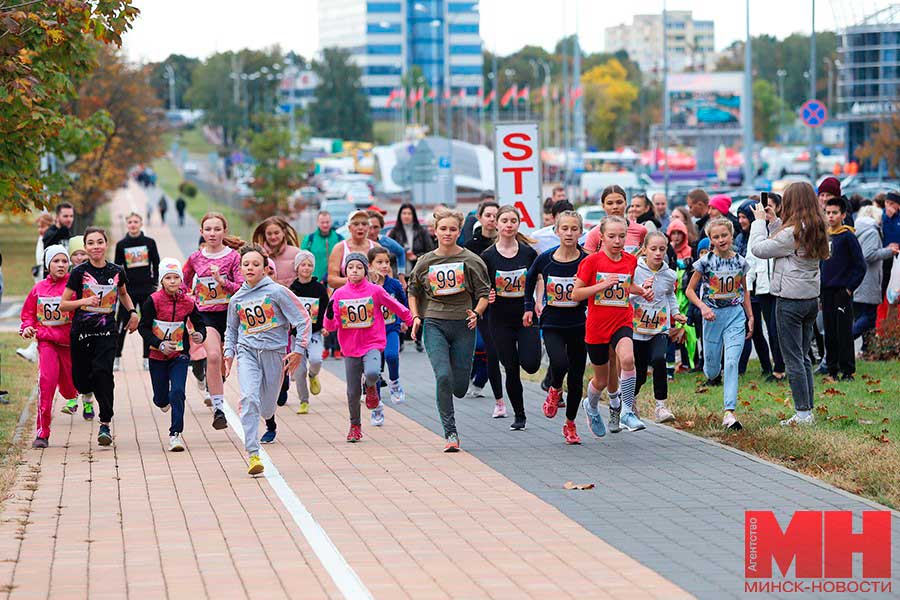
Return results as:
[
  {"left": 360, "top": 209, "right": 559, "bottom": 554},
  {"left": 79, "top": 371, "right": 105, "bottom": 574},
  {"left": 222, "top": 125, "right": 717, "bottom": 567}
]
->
[
  {"left": 344, "top": 252, "right": 369, "bottom": 275},
  {"left": 294, "top": 249, "right": 315, "bottom": 271}
]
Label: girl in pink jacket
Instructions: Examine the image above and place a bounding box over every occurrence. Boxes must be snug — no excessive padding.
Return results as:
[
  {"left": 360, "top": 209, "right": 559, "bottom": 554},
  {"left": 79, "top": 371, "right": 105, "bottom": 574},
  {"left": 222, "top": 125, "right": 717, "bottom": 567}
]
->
[
  {"left": 19, "top": 246, "right": 80, "bottom": 448},
  {"left": 324, "top": 253, "right": 413, "bottom": 442}
]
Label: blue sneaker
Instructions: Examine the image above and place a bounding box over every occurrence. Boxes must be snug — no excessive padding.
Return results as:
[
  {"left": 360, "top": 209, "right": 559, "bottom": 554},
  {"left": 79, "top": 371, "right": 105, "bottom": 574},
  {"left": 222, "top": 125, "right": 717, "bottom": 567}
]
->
[
  {"left": 620, "top": 411, "right": 646, "bottom": 432},
  {"left": 260, "top": 429, "right": 277, "bottom": 444},
  {"left": 371, "top": 405, "right": 385, "bottom": 427},
  {"left": 97, "top": 424, "right": 112, "bottom": 446},
  {"left": 582, "top": 398, "right": 606, "bottom": 438}
]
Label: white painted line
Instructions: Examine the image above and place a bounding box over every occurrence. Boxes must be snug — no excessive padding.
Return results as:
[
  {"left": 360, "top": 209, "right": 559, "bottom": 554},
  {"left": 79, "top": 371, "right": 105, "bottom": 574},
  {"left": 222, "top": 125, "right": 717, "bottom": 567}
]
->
[
  {"left": 219, "top": 401, "right": 374, "bottom": 600},
  {"left": 0, "top": 303, "right": 22, "bottom": 319}
]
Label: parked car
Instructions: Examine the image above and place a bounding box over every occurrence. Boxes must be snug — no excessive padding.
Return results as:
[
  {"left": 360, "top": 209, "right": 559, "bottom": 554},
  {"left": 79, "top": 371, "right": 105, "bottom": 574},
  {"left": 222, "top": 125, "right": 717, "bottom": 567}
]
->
[
  {"left": 576, "top": 205, "right": 606, "bottom": 231},
  {"left": 344, "top": 183, "right": 375, "bottom": 209}
]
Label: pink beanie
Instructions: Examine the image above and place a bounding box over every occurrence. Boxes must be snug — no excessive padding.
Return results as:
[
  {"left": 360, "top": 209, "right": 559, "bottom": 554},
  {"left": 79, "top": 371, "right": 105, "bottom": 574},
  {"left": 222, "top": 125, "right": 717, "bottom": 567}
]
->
[{"left": 709, "top": 194, "right": 732, "bottom": 215}]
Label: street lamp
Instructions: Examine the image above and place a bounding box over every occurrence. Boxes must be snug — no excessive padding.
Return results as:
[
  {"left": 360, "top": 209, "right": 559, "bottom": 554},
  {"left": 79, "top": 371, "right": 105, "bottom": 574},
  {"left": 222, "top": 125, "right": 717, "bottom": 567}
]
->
[{"left": 776, "top": 68, "right": 787, "bottom": 143}]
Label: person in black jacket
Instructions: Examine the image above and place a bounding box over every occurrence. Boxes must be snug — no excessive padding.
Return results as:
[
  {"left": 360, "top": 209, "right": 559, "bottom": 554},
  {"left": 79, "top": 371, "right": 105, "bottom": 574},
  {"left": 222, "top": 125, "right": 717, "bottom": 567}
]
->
[
  {"left": 175, "top": 196, "right": 187, "bottom": 227},
  {"left": 42, "top": 202, "right": 75, "bottom": 249},
  {"left": 387, "top": 203, "right": 435, "bottom": 275},
  {"left": 113, "top": 212, "right": 160, "bottom": 371}
]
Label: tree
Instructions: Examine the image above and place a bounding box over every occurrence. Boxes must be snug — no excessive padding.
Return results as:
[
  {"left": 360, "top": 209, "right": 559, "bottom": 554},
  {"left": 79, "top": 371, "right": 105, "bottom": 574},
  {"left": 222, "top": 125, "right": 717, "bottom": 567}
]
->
[
  {"left": 0, "top": 0, "right": 140, "bottom": 213},
  {"left": 241, "top": 116, "right": 309, "bottom": 221},
  {"left": 62, "top": 46, "right": 165, "bottom": 229},
  {"left": 310, "top": 48, "right": 372, "bottom": 141},
  {"left": 581, "top": 59, "right": 638, "bottom": 149},
  {"left": 753, "top": 79, "right": 783, "bottom": 144},
  {"left": 855, "top": 112, "right": 900, "bottom": 176},
  {"left": 148, "top": 54, "right": 200, "bottom": 110}
]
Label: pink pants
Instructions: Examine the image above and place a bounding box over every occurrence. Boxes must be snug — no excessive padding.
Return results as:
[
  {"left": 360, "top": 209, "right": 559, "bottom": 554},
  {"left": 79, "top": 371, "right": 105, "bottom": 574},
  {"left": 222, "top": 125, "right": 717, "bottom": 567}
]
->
[{"left": 37, "top": 342, "right": 77, "bottom": 439}]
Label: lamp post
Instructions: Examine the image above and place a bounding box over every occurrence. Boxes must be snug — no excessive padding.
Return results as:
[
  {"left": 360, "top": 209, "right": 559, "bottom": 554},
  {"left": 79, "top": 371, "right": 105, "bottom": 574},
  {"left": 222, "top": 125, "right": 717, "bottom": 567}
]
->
[
  {"left": 742, "top": 0, "right": 754, "bottom": 187},
  {"left": 164, "top": 64, "right": 176, "bottom": 111},
  {"left": 777, "top": 68, "right": 786, "bottom": 143},
  {"left": 808, "top": 0, "right": 817, "bottom": 181},
  {"left": 505, "top": 68, "right": 516, "bottom": 120}
]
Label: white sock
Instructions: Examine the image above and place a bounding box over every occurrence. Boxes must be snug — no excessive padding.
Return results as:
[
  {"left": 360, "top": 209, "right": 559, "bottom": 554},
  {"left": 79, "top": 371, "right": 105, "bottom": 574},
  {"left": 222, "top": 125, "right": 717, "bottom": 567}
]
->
[
  {"left": 82, "top": 393, "right": 94, "bottom": 403},
  {"left": 608, "top": 390, "right": 622, "bottom": 410},
  {"left": 797, "top": 410, "right": 811, "bottom": 418},
  {"left": 211, "top": 394, "right": 224, "bottom": 410},
  {"left": 390, "top": 379, "right": 401, "bottom": 390},
  {"left": 587, "top": 380, "right": 603, "bottom": 410}
]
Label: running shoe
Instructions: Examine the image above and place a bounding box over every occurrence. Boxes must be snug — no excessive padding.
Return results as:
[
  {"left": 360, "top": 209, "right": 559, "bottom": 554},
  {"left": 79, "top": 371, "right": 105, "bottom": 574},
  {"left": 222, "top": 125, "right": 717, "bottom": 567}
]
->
[
  {"left": 61, "top": 398, "right": 78, "bottom": 415},
  {"left": 723, "top": 411, "right": 743, "bottom": 430},
  {"left": 619, "top": 411, "right": 646, "bottom": 432},
  {"left": 492, "top": 400, "right": 507, "bottom": 418},
  {"left": 333, "top": 350, "right": 342, "bottom": 359},
  {"left": 82, "top": 401, "right": 94, "bottom": 421},
  {"left": 203, "top": 392, "right": 212, "bottom": 407},
  {"left": 467, "top": 385, "right": 485, "bottom": 398},
  {"left": 582, "top": 398, "right": 607, "bottom": 438},
  {"left": 32, "top": 437, "right": 48, "bottom": 449},
  {"left": 371, "top": 405, "right": 385, "bottom": 427},
  {"left": 247, "top": 455, "right": 264, "bottom": 475},
  {"left": 322, "top": 349, "right": 330, "bottom": 360},
  {"left": 113, "top": 357, "right": 121, "bottom": 372},
  {"left": 142, "top": 358, "right": 150, "bottom": 371},
  {"left": 15, "top": 344, "right": 38, "bottom": 363},
  {"left": 562, "top": 421, "right": 581, "bottom": 445},
  {"left": 297, "top": 401, "right": 309, "bottom": 415},
  {"left": 703, "top": 375, "right": 723, "bottom": 387},
  {"left": 840, "top": 373, "right": 855, "bottom": 382},
  {"left": 540, "top": 371, "right": 551, "bottom": 392},
  {"left": 309, "top": 374, "right": 321, "bottom": 395},
  {"left": 212, "top": 409, "right": 227, "bottom": 430},
  {"left": 542, "top": 387, "right": 561, "bottom": 418},
  {"left": 169, "top": 434, "right": 185, "bottom": 452},
  {"left": 260, "top": 429, "right": 277, "bottom": 444},
  {"left": 443, "top": 432, "right": 460, "bottom": 452},
  {"left": 779, "top": 412, "right": 814, "bottom": 427},
  {"left": 364, "top": 384, "right": 379, "bottom": 409},
  {"left": 97, "top": 424, "right": 112, "bottom": 446},
  {"left": 346, "top": 424, "right": 362, "bottom": 442},
  {"left": 389, "top": 383, "right": 405, "bottom": 404},
  {"left": 655, "top": 405, "right": 676, "bottom": 424},
  {"left": 608, "top": 405, "right": 622, "bottom": 433},
  {"left": 509, "top": 416, "right": 526, "bottom": 430}
]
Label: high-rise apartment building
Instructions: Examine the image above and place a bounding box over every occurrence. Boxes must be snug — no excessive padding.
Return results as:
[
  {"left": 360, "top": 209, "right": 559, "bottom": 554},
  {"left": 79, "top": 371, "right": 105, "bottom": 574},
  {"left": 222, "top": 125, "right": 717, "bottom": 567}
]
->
[
  {"left": 318, "top": 0, "right": 482, "bottom": 111},
  {"left": 605, "top": 11, "right": 715, "bottom": 75}
]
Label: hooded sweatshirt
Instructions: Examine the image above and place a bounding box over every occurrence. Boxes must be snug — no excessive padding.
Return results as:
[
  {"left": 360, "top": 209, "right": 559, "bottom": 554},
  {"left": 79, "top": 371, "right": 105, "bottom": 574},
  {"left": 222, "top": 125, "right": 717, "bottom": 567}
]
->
[
  {"left": 138, "top": 287, "right": 207, "bottom": 361},
  {"left": 821, "top": 224, "right": 865, "bottom": 292},
  {"left": 630, "top": 257, "right": 681, "bottom": 341},
  {"left": 20, "top": 273, "right": 72, "bottom": 346},
  {"left": 323, "top": 279, "right": 413, "bottom": 357},
  {"left": 224, "top": 276, "right": 311, "bottom": 358},
  {"left": 667, "top": 220, "right": 692, "bottom": 261},
  {"left": 853, "top": 216, "right": 895, "bottom": 305}
]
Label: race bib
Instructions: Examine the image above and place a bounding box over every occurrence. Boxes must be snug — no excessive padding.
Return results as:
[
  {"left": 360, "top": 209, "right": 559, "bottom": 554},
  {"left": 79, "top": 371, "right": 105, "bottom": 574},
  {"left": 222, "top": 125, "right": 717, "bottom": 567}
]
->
[
  {"left": 546, "top": 276, "right": 577, "bottom": 307},
  {"left": 594, "top": 273, "right": 631, "bottom": 307},
  {"left": 708, "top": 270, "right": 743, "bottom": 301},
  {"left": 237, "top": 296, "right": 279, "bottom": 335},
  {"left": 152, "top": 319, "right": 185, "bottom": 351},
  {"left": 428, "top": 262, "right": 466, "bottom": 296},
  {"left": 339, "top": 296, "right": 374, "bottom": 329},
  {"left": 36, "top": 296, "right": 70, "bottom": 326},
  {"left": 632, "top": 300, "right": 669, "bottom": 335},
  {"left": 83, "top": 282, "right": 117, "bottom": 314},
  {"left": 123, "top": 245, "right": 149, "bottom": 268},
  {"left": 381, "top": 305, "right": 397, "bottom": 325},
  {"left": 495, "top": 268, "right": 526, "bottom": 298},
  {"left": 194, "top": 275, "right": 230, "bottom": 306},
  {"left": 296, "top": 296, "right": 320, "bottom": 321}
]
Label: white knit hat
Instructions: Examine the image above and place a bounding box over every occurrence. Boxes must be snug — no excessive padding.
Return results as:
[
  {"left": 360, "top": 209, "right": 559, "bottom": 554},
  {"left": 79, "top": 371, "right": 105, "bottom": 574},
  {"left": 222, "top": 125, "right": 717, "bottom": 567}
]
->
[
  {"left": 294, "top": 249, "right": 315, "bottom": 271},
  {"left": 43, "top": 245, "right": 68, "bottom": 269},
  {"left": 158, "top": 257, "right": 183, "bottom": 283}
]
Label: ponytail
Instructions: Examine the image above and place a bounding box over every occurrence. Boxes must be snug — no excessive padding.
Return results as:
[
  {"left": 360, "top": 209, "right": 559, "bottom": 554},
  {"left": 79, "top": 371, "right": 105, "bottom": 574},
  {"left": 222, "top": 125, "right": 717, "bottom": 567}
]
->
[{"left": 201, "top": 212, "right": 245, "bottom": 250}]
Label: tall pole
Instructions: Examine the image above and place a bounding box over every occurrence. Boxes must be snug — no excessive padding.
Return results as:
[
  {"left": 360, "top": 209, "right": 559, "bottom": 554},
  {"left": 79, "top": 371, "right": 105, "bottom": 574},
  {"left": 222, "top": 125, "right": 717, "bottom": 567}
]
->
[
  {"left": 164, "top": 64, "right": 176, "bottom": 111},
  {"left": 561, "top": 2, "right": 570, "bottom": 179},
  {"left": 444, "top": 10, "right": 454, "bottom": 206},
  {"left": 742, "top": 0, "right": 754, "bottom": 186},
  {"left": 491, "top": 2, "right": 499, "bottom": 126},
  {"left": 572, "top": 1, "right": 585, "bottom": 172},
  {"left": 540, "top": 61, "right": 550, "bottom": 145},
  {"left": 663, "top": 1, "right": 670, "bottom": 201},
  {"left": 777, "top": 69, "right": 786, "bottom": 144},
  {"left": 809, "top": 0, "right": 817, "bottom": 181}
]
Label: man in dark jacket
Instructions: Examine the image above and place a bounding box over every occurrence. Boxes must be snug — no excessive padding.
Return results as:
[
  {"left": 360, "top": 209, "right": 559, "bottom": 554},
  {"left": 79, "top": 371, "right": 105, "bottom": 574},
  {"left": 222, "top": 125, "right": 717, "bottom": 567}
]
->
[
  {"left": 42, "top": 202, "right": 75, "bottom": 248},
  {"left": 175, "top": 196, "right": 187, "bottom": 226}
]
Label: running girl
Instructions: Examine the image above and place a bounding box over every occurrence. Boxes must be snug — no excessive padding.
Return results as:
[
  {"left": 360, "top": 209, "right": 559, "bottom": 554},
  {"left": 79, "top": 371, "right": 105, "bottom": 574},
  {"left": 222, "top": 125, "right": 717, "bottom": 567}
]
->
[
  {"left": 288, "top": 250, "right": 329, "bottom": 414},
  {"left": 523, "top": 210, "right": 589, "bottom": 438},
  {"left": 323, "top": 253, "right": 413, "bottom": 441},
  {"left": 368, "top": 246, "right": 408, "bottom": 409},
  {"left": 480, "top": 205, "right": 540, "bottom": 430},
  {"left": 686, "top": 218, "right": 753, "bottom": 430},
  {"left": 573, "top": 217, "right": 654, "bottom": 441},
  {"left": 138, "top": 258, "right": 206, "bottom": 452},
  {"left": 182, "top": 213, "right": 244, "bottom": 431},
  {"left": 252, "top": 216, "right": 301, "bottom": 286},
  {"left": 408, "top": 208, "right": 491, "bottom": 452},
  {"left": 19, "top": 246, "right": 79, "bottom": 448},
  {"left": 59, "top": 227, "right": 140, "bottom": 447},
  {"left": 631, "top": 232, "right": 688, "bottom": 423},
  {"left": 224, "top": 245, "right": 311, "bottom": 475}
]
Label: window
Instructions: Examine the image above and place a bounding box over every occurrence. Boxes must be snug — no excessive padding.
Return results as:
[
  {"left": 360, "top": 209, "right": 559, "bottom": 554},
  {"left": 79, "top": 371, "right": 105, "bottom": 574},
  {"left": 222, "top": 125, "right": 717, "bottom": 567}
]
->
[
  {"left": 367, "top": 2, "right": 401, "bottom": 12},
  {"left": 450, "top": 44, "right": 481, "bottom": 54},
  {"left": 368, "top": 44, "right": 402, "bottom": 55},
  {"left": 449, "top": 23, "right": 478, "bottom": 34},
  {"left": 366, "top": 86, "right": 395, "bottom": 96},
  {"left": 366, "top": 65, "right": 402, "bottom": 75},
  {"left": 450, "top": 65, "right": 483, "bottom": 75},
  {"left": 367, "top": 22, "right": 401, "bottom": 33},
  {"left": 448, "top": 2, "right": 478, "bottom": 12}
]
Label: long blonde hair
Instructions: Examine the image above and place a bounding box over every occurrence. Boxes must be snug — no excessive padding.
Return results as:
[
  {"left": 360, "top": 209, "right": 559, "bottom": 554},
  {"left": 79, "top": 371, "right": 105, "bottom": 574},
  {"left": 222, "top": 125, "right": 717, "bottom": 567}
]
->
[
  {"left": 252, "top": 216, "right": 299, "bottom": 254},
  {"left": 200, "top": 212, "right": 244, "bottom": 249},
  {"left": 495, "top": 205, "right": 537, "bottom": 246}
]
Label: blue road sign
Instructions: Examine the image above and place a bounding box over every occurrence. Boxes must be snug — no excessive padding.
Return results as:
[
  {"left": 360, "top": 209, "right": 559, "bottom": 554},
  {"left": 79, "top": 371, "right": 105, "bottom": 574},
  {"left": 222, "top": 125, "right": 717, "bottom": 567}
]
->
[{"left": 800, "top": 99, "right": 827, "bottom": 128}]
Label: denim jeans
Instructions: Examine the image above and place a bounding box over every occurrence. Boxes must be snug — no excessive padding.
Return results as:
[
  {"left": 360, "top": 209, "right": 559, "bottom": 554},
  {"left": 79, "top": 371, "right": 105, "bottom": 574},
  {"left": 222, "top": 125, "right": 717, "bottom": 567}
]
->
[
  {"left": 384, "top": 329, "right": 400, "bottom": 381},
  {"left": 149, "top": 355, "right": 189, "bottom": 435},
  {"left": 702, "top": 304, "right": 746, "bottom": 411},
  {"left": 776, "top": 297, "right": 819, "bottom": 412},
  {"left": 852, "top": 302, "right": 878, "bottom": 350},
  {"left": 423, "top": 318, "right": 476, "bottom": 437}
]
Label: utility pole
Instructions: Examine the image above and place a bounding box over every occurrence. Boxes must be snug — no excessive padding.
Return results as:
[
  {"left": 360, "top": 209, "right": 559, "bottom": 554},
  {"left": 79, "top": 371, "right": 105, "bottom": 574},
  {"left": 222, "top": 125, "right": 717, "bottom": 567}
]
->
[
  {"left": 809, "top": 0, "right": 817, "bottom": 181},
  {"left": 164, "top": 64, "right": 176, "bottom": 111},
  {"left": 572, "top": 1, "right": 585, "bottom": 173},
  {"left": 777, "top": 69, "right": 786, "bottom": 143},
  {"left": 663, "top": 1, "right": 670, "bottom": 201},
  {"left": 742, "top": 0, "right": 754, "bottom": 186},
  {"left": 561, "top": 3, "right": 570, "bottom": 180},
  {"left": 444, "top": 9, "right": 454, "bottom": 206}
]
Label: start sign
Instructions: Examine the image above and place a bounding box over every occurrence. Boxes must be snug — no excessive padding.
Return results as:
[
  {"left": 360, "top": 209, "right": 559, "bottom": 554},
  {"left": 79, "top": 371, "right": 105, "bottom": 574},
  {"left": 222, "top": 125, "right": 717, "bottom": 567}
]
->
[{"left": 494, "top": 122, "right": 542, "bottom": 233}]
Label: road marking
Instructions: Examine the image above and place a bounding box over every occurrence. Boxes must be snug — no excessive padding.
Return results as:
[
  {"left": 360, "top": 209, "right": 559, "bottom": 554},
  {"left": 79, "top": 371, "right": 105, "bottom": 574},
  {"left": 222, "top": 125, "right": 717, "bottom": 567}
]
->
[
  {"left": 0, "top": 303, "right": 22, "bottom": 319},
  {"left": 219, "top": 401, "right": 373, "bottom": 600}
]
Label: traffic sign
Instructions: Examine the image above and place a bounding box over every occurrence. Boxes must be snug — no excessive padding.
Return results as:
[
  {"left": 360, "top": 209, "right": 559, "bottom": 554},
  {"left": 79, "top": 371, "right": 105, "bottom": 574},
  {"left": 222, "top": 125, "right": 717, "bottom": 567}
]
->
[{"left": 800, "top": 99, "right": 827, "bottom": 128}]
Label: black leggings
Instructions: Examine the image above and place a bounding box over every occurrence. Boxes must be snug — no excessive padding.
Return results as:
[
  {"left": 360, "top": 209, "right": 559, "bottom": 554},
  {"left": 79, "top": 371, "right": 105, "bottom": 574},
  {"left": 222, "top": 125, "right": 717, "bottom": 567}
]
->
[
  {"left": 542, "top": 325, "right": 587, "bottom": 422},
  {"left": 72, "top": 333, "right": 117, "bottom": 423},
  {"left": 488, "top": 317, "right": 542, "bottom": 419},
  {"left": 477, "top": 318, "right": 503, "bottom": 400},
  {"left": 739, "top": 300, "right": 772, "bottom": 374},
  {"left": 634, "top": 334, "right": 667, "bottom": 401}
]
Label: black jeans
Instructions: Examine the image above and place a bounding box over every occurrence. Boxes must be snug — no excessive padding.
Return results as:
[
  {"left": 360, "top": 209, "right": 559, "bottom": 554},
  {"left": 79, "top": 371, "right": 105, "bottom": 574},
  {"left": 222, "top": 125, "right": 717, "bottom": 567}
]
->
[
  {"left": 757, "top": 294, "right": 785, "bottom": 373},
  {"left": 488, "top": 316, "right": 542, "bottom": 419},
  {"left": 634, "top": 334, "right": 668, "bottom": 400},
  {"left": 822, "top": 288, "right": 855, "bottom": 376},
  {"left": 542, "top": 325, "right": 586, "bottom": 422},
  {"left": 71, "top": 332, "right": 118, "bottom": 423},
  {"left": 739, "top": 300, "right": 772, "bottom": 375},
  {"left": 476, "top": 318, "right": 502, "bottom": 400}
]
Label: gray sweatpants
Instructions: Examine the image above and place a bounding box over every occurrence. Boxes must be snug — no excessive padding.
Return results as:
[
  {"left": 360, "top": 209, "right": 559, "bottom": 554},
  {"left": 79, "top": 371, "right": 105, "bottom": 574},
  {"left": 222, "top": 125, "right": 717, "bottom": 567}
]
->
[
  {"left": 237, "top": 346, "right": 284, "bottom": 456},
  {"left": 344, "top": 349, "right": 381, "bottom": 426},
  {"left": 293, "top": 332, "right": 324, "bottom": 403}
]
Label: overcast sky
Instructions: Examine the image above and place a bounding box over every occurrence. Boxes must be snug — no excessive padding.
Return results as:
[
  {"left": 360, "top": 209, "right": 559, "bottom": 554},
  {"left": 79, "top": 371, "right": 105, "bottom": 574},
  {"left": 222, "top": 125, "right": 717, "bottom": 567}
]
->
[{"left": 124, "top": 0, "right": 886, "bottom": 64}]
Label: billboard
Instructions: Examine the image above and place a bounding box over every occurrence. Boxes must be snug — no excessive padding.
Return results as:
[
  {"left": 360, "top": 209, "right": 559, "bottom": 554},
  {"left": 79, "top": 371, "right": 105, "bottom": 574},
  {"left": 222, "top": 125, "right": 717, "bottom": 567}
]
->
[{"left": 667, "top": 72, "right": 742, "bottom": 129}]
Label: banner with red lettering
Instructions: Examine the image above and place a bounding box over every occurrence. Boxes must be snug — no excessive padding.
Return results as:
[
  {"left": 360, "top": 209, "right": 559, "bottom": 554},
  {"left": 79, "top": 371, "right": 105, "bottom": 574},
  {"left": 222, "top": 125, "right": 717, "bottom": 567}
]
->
[{"left": 494, "top": 122, "right": 542, "bottom": 233}]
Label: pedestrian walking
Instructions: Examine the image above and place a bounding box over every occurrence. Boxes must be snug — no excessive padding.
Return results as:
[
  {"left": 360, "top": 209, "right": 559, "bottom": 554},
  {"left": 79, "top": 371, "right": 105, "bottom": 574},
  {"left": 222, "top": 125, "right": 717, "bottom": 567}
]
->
[{"left": 175, "top": 196, "right": 186, "bottom": 227}]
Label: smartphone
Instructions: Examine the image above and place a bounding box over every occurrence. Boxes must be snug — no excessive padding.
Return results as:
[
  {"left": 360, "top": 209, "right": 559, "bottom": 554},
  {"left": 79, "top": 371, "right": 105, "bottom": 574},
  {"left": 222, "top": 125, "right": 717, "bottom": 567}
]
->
[{"left": 760, "top": 191, "right": 769, "bottom": 204}]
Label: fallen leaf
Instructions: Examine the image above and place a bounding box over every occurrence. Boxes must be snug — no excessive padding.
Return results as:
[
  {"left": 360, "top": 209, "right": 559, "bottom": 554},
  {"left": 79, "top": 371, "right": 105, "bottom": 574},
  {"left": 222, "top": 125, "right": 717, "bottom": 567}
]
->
[
  {"left": 815, "top": 405, "right": 829, "bottom": 414},
  {"left": 862, "top": 376, "right": 880, "bottom": 385},
  {"left": 822, "top": 387, "right": 845, "bottom": 397},
  {"left": 563, "top": 481, "right": 595, "bottom": 490},
  {"left": 748, "top": 382, "right": 759, "bottom": 391},
  {"left": 873, "top": 434, "right": 891, "bottom": 444},
  {"left": 822, "top": 376, "right": 838, "bottom": 384},
  {"left": 740, "top": 400, "right": 751, "bottom": 407},
  {"left": 695, "top": 385, "right": 709, "bottom": 394},
  {"left": 882, "top": 417, "right": 890, "bottom": 424},
  {"left": 867, "top": 389, "right": 883, "bottom": 394},
  {"left": 859, "top": 419, "right": 874, "bottom": 425}
]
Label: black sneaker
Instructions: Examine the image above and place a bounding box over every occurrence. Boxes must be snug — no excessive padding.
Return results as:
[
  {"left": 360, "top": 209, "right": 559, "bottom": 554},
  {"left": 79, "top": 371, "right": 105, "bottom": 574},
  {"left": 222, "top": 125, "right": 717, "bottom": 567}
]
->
[
  {"left": 212, "top": 409, "right": 228, "bottom": 430},
  {"left": 97, "top": 424, "right": 112, "bottom": 446},
  {"left": 32, "top": 437, "right": 48, "bottom": 449},
  {"left": 704, "top": 375, "right": 723, "bottom": 387},
  {"left": 840, "top": 373, "right": 855, "bottom": 382},
  {"left": 509, "top": 416, "right": 527, "bottom": 431},
  {"left": 540, "top": 372, "right": 551, "bottom": 392},
  {"left": 557, "top": 396, "right": 566, "bottom": 408}
]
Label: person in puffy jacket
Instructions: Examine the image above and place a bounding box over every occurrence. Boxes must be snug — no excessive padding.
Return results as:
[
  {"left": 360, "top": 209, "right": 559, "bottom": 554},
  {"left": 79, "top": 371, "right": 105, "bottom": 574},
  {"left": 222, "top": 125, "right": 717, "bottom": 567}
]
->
[
  {"left": 19, "top": 246, "right": 80, "bottom": 448},
  {"left": 853, "top": 205, "right": 900, "bottom": 349}
]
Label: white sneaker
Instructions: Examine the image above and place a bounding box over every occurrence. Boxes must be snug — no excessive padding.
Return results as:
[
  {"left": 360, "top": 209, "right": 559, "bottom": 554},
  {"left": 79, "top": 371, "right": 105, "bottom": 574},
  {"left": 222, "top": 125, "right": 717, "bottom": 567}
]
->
[
  {"left": 113, "top": 357, "right": 121, "bottom": 372},
  {"left": 16, "top": 342, "right": 38, "bottom": 363},
  {"left": 468, "top": 385, "right": 485, "bottom": 398},
  {"left": 655, "top": 405, "right": 676, "bottom": 423},
  {"left": 169, "top": 434, "right": 185, "bottom": 452},
  {"left": 195, "top": 376, "right": 206, "bottom": 394},
  {"left": 780, "top": 412, "right": 814, "bottom": 427},
  {"left": 142, "top": 358, "right": 150, "bottom": 371},
  {"left": 492, "top": 400, "right": 507, "bottom": 418},
  {"left": 203, "top": 391, "right": 212, "bottom": 407},
  {"left": 723, "top": 411, "right": 743, "bottom": 430},
  {"left": 389, "top": 383, "right": 406, "bottom": 404},
  {"left": 371, "top": 404, "right": 385, "bottom": 427}
]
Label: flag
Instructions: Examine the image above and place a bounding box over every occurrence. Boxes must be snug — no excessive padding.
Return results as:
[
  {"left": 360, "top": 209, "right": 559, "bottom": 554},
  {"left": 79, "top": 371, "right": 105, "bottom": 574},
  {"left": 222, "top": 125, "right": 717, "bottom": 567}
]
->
[
  {"left": 427, "top": 88, "right": 437, "bottom": 103},
  {"left": 570, "top": 85, "right": 583, "bottom": 107},
  {"left": 518, "top": 86, "right": 530, "bottom": 102},
  {"left": 483, "top": 89, "right": 496, "bottom": 108},
  {"left": 416, "top": 86, "right": 425, "bottom": 105},
  {"left": 443, "top": 88, "right": 451, "bottom": 102},
  {"left": 500, "top": 84, "right": 517, "bottom": 108},
  {"left": 552, "top": 85, "right": 559, "bottom": 101},
  {"left": 454, "top": 88, "right": 466, "bottom": 106},
  {"left": 384, "top": 88, "right": 399, "bottom": 108},
  {"left": 541, "top": 84, "right": 549, "bottom": 99}
]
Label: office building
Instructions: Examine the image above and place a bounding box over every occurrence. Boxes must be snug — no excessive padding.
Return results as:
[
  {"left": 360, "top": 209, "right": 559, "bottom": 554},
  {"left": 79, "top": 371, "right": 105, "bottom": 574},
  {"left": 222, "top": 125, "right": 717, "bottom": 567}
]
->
[
  {"left": 318, "top": 0, "right": 482, "bottom": 111},
  {"left": 605, "top": 11, "right": 715, "bottom": 76}
]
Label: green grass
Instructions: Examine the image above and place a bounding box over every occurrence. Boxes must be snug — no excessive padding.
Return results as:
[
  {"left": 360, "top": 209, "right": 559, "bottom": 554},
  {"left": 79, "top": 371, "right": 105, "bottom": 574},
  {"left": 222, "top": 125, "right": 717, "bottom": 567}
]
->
[
  {"left": 164, "top": 127, "right": 218, "bottom": 156},
  {"left": 0, "top": 332, "right": 39, "bottom": 496},
  {"left": 152, "top": 156, "right": 251, "bottom": 240},
  {"left": 0, "top": 216, "right": 42, "bottom": 297}
]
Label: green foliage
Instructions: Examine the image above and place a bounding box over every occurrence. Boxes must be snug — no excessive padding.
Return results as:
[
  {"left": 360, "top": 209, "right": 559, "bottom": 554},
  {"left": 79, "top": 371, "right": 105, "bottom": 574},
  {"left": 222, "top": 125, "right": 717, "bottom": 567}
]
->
[
  {"left": 148, "top": 54, "right": 200, "bottom": 109},
  {"left": 178, "top": 181, "right": 198, "bottom": 198},
  {"left": 310, "top": 48, "right": 372, "bottom": 141},
  {"left": 753, "top": 79, "right": 786, "bottom": 144},
  {"left": 241, "top": 117, "right": 309, "bottom": 220}
]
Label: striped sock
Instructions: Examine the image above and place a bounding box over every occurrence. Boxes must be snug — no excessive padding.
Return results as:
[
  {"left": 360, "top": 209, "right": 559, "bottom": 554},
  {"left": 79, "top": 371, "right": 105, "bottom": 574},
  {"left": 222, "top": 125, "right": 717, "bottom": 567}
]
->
[
  {"left": 608, "top": 390, "right": 621, "bottom": 410},
  {"left": 619, "top": 370, "right": 637, "bottom": 413},
  {"left": 211, "top": 394, "right": 224, "bottom": 411},
  {"left": 587, "top": 380, "right": 604, "bottom": 410}
]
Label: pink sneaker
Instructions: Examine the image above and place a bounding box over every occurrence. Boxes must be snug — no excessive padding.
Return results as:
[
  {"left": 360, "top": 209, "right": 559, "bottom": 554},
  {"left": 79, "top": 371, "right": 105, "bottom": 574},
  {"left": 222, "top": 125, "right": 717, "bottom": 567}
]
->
[
  {"left": 543, "top": 387, "right": 561, "bottom": 418},
  {"left": 492, "top": 400, "right": 507, "bottom": 418}
]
